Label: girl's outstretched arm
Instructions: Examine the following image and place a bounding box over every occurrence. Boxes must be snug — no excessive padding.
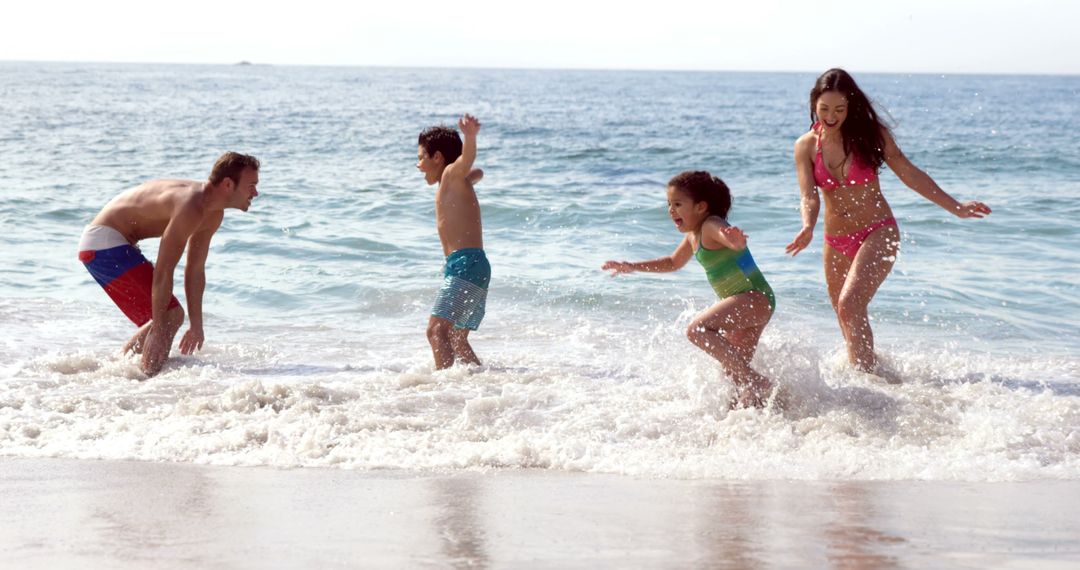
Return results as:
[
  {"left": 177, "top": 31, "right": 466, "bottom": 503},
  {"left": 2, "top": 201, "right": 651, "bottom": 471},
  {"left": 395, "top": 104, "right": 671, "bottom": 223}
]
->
[
  {"left": 602, "top": 235, "right": 693, "bottom": 276},
  {"left": 883, "top": 128, "right": 991, "bottom": 218}
]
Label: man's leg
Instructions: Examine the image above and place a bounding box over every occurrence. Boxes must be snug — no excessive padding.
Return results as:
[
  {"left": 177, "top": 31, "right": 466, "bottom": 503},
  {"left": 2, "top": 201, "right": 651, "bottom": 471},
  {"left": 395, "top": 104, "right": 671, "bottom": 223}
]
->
[
  {"left": 122, "top": 322, "right": 152, "bottom": 355},
  {"left": 140, "top": 305, "right": 185, "bottom": 376}
]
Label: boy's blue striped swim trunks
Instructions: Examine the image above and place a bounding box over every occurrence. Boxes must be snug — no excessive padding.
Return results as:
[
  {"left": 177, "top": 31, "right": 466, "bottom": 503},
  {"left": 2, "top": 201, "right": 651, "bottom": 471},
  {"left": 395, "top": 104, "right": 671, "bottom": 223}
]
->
[{"left": 431, "top": 248, "right": 490, "bottom": 330}]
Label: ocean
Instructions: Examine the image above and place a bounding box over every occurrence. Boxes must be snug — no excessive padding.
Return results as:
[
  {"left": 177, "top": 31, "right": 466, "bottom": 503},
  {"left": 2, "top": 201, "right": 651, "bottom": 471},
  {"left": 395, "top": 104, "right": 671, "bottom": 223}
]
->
[{"left": 1, "top": 62, "right": 1078, "bottom": 480}]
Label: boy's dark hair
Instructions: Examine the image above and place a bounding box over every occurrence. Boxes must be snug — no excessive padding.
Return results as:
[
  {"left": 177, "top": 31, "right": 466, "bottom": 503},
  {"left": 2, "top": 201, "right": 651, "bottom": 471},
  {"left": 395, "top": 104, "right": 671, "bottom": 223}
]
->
[
  {"left": 209, "top": 151, "right": 260, "bottom": 186},
  {"left": 418, "top": 126, "right": 463, "bottom": 164},
  {"left": 668, "top": 171, "right": 732, "bottom": 220}
]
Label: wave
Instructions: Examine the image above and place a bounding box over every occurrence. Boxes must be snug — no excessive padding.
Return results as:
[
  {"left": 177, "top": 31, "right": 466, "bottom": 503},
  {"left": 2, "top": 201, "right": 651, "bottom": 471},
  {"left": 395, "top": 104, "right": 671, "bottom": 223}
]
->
[{"left": 3, "top": 338, "right": 1077, "bottom": 481}]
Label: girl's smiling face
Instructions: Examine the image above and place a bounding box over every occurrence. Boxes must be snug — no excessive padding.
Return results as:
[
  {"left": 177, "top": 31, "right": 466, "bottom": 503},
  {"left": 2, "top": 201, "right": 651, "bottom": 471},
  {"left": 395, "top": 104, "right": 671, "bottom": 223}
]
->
[{"left": 667, "top": 185, "right": 708, "bottom": 233}]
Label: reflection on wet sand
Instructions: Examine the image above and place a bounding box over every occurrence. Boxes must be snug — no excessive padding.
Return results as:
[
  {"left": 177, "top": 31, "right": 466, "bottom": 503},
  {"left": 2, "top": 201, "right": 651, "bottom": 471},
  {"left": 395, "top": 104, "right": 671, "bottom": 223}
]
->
[
  {"left": 695, "top": 483, "right": 766, "bottom": 569},
  {"left": 824, "top": 483, "right": 906, "bottom": 570},
  {"left": 84, "top": 460, "right": 217, "bottom": 566},
  {"left": 3, "top": 459, "right": 1079, "bottom": 568},
  {"left": 432, "top": 477, "right": 490, "bottom": 569}
]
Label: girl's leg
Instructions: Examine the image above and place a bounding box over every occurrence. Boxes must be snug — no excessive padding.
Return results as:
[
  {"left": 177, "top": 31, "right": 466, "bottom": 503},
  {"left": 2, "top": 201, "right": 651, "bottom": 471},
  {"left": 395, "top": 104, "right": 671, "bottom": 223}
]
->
[
  {"left": 830, "top": 225, "right": 900, "bottom": 372},
  {"left": 686, "top": 292, "right": 774, "bottom": 407}
]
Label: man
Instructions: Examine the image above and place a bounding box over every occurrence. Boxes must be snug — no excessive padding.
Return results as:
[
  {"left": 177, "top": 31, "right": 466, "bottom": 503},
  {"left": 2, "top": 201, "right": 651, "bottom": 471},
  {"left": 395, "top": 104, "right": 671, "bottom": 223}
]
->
[{"left": 77, "top": 152, "right": 260, "bottom": 376}]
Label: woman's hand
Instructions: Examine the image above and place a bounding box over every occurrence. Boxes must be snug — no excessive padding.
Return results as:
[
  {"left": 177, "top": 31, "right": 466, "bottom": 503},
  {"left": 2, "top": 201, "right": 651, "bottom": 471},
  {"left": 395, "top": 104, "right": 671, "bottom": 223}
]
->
[
  {"left": 785, "top": 226, "right": 814, "bottom": 256},
  {"left": 955, "top": 200, "right": 991, "bottom": 219}
]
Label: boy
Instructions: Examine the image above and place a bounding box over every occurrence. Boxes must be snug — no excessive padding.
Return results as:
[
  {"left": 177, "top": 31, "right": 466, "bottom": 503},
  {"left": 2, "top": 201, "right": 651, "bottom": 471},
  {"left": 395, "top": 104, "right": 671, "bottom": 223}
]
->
[{"left": 416, "top": 115, "right": 490, "bottom": 369}]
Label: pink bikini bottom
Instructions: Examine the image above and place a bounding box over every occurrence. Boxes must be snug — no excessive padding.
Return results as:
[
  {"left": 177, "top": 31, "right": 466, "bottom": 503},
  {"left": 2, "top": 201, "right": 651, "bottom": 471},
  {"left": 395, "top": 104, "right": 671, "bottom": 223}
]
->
[{"left": 824, "top": 218, "right": 897, "bottom": 259}]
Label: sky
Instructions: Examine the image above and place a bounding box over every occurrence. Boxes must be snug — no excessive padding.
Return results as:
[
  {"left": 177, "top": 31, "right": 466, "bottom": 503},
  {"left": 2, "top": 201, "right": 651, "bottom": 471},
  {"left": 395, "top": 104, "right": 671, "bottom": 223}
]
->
[{"left": 1, "top": 0, "right": 1078, "bottom": 75}]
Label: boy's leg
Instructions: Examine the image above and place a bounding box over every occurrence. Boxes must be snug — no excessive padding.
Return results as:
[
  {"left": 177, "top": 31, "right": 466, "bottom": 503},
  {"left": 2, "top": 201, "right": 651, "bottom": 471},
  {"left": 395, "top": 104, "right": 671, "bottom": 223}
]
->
[
  {"left": 449, "top": 328, "right": 481, "bottom": 366},
  {"left": 140, "top": 305, "right": 185, "bottom": 376},
  {"left": 427, "top": 316, "right": 455, "bottom": 370}
]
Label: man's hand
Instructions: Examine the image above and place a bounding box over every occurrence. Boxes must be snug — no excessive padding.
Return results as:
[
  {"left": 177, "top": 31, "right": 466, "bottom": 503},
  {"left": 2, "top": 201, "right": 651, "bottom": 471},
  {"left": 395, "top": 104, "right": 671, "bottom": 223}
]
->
[
  {"left": 179, "top": 327, "right": 204, "bottom": 355},
  {"left": 459, "top": 114, "right": 481, "bottom": 138}
]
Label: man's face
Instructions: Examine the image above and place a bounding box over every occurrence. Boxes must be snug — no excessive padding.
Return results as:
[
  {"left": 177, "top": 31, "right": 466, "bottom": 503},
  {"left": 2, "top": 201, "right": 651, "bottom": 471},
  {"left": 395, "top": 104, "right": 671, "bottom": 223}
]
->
[
  {"left": 416, "top": 145, "right": 442, "bottom": 186},
  {"left": 231, "top": 168, "right": 260, "bottom": 211}
]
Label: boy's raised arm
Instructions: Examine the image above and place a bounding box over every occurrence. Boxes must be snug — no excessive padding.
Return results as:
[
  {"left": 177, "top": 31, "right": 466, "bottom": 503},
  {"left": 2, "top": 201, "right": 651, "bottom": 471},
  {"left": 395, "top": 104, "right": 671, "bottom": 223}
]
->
[{"left": 446, "top": 114, "right": 481, "bottom": 179}]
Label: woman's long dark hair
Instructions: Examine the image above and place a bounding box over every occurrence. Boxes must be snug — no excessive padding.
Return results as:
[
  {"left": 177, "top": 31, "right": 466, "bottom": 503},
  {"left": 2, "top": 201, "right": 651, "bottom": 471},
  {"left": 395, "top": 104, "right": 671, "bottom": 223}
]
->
[{"left": 809, "top": 68, "right": 890, "bottom": 170}]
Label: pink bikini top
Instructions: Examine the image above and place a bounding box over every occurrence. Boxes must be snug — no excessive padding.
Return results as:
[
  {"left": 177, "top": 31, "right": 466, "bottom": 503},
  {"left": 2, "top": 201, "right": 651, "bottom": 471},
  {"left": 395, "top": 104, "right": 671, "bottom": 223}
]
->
[{"left": 813, "top": 123, "right": 878, "bottom": 190}]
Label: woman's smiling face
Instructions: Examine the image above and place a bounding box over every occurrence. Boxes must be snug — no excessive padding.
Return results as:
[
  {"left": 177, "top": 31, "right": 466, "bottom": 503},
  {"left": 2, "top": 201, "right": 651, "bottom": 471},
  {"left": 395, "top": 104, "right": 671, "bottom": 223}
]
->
[{"left": 815, "top": 90, "right": 849, "bottom": 131}]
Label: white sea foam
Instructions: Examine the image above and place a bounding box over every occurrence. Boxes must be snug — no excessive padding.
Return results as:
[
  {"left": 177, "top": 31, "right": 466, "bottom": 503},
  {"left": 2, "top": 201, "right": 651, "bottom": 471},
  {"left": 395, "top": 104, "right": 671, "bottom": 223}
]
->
[{"left": 2, "top": 321, "right": 1078, "bottom": 481}]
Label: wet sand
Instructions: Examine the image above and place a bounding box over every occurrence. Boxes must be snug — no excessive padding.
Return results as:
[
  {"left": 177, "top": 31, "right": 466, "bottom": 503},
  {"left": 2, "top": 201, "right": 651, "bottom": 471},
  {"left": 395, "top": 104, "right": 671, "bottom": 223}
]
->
[{"left": 2, "top": 458, "right": 1079, "bottom": 569}]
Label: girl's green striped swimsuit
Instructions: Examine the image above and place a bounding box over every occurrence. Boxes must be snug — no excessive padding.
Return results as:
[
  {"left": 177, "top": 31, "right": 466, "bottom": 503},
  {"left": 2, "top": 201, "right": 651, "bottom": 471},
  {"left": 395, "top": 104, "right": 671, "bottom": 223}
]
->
[{"left": 694, "top": 243, "right": 776, "bottom": 311}]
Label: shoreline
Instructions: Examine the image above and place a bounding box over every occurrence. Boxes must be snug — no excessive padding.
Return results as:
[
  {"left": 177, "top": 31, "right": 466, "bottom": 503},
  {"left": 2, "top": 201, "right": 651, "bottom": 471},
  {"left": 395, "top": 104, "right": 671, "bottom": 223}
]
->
[{"left": 3, "top": 457, "right": 1080, "bottom": 568}]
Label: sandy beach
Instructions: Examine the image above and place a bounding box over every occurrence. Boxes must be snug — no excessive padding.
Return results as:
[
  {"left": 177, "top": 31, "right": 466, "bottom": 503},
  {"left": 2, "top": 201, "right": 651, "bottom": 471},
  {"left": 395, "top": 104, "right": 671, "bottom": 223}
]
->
[{"left": 1, "top": 458, "right": 1078, "bottom": 569}]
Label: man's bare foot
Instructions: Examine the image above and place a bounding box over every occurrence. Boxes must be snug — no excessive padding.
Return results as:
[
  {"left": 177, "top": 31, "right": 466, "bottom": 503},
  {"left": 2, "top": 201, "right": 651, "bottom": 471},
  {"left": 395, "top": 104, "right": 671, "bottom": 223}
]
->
[{"left": 122, "top": 336, "right": 145, "bottom": 355}]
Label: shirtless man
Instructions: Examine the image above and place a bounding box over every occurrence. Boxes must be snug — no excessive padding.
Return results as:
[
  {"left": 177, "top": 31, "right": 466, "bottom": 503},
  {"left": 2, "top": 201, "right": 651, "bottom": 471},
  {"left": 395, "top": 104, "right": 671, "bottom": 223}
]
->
[
  {"left": 77, "top": 152, "right": 260, "bottom": 376},
  {"left": 416, "top": 115, "right": 489, "bottom": 369}
]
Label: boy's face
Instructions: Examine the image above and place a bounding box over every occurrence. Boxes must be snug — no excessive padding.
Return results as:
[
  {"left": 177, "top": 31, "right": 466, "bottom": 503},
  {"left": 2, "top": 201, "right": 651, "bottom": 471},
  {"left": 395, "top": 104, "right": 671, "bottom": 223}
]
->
[{"left": 416, "top": 145, "right": 443, "bottom": 186}]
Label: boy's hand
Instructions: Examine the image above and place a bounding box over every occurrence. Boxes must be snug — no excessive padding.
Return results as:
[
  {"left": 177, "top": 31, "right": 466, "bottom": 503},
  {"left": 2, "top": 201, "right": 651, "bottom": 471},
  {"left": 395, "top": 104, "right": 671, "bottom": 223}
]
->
[
  {"left": 601, "top": 261, "right": 634, "bottom": 276},
  {"left": 466, "top": 168, "right": 484, "bottom": 185},
  {"left": 717, "top": 225, "right": 747, "bottom": 251},
  {"left": 459, "top": 114, "right": 481, "bottom": 138}
]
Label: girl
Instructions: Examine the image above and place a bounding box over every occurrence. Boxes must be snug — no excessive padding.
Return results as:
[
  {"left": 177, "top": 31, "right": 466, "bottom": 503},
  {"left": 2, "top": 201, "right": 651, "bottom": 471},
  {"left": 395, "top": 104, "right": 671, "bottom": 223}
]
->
[
  {"left": 603, "top": 171, "right": 777, "bottom": 408},
  {"left": 786, "top": 68, "right": 991, "bottom": 376}
]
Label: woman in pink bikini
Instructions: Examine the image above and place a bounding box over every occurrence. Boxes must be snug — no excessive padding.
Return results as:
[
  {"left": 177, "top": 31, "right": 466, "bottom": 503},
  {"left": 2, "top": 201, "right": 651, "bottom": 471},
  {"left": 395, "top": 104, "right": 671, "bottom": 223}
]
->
[{"left": 785, "top": 68, "right": 991, "bottom": 375}]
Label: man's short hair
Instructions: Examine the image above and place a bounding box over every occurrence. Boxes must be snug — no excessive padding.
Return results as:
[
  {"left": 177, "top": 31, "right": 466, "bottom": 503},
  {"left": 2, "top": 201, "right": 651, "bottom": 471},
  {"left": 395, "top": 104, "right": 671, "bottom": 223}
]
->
[
  {"left": 209, "top": 152, "right": 260, "bottom": 186},
  {"left": 418, "top": 126, "right": 462, "bottom": 164}
]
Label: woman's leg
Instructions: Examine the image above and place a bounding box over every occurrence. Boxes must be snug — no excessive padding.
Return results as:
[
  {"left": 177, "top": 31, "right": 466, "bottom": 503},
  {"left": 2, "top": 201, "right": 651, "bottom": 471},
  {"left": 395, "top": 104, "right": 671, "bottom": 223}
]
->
[{"left": 829, "top": 224, "right": 900, "bottom": 372}]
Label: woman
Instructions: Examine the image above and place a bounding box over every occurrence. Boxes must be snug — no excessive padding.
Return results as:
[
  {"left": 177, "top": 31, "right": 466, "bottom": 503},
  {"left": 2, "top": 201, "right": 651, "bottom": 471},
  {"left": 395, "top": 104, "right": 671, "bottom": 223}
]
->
[{"left": 785, "top": 68, "right": 991, "bottom": 375}]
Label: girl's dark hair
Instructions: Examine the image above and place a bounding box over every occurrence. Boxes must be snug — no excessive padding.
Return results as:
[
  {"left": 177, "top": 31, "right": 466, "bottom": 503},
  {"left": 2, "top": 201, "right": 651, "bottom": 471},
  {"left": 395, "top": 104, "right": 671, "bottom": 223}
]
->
[
  {"left": 668, "top": 170, "right": 731, "bottom": 219},
  {"left": 809, "top": 68, "right": 890, "bottom": 170}
]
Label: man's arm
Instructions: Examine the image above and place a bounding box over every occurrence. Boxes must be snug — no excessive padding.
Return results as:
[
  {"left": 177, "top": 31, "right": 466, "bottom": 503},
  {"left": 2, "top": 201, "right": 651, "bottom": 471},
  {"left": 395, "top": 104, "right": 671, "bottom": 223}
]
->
[
  {"left": 179, "top": 212, "right": 222, "bottom": 355},
  {"left": 152, "top": 205, "right": 202, "bottom": 324}
]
